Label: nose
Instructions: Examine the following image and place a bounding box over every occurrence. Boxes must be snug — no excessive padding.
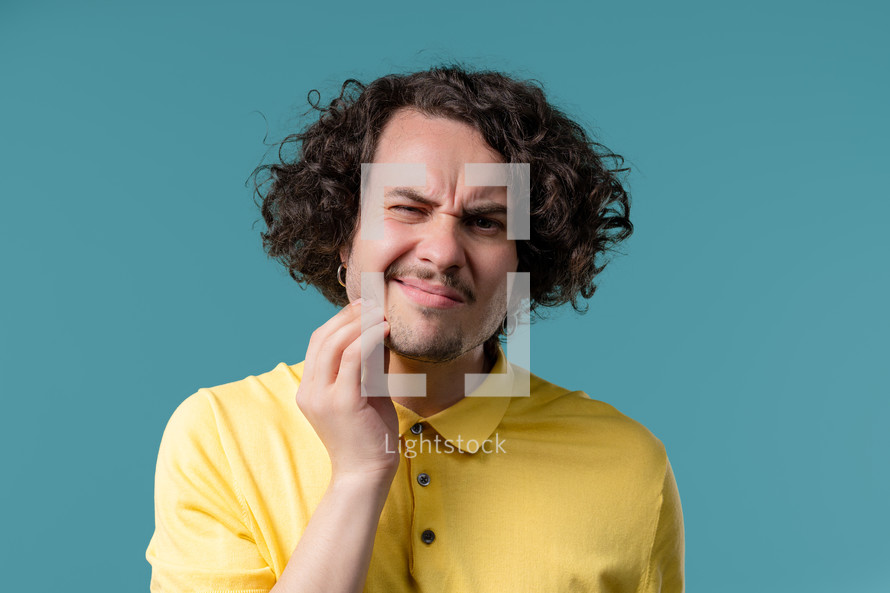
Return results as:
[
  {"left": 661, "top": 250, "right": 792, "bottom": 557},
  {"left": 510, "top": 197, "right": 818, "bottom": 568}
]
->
[{"left": 414, "top": 214, "right": 467, "bottom": 272}]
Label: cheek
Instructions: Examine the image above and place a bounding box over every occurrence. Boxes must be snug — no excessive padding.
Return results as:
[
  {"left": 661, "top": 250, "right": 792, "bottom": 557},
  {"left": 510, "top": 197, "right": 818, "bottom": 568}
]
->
[
  {"left": 370, "top": 224, "right": 416, "bottom": 265},
  {"left": 484, "top": 250, "right": 520, "bottom": 300},
  {"left": 487, "top": 247, "right": 519, "bottom": 279},
  {"left": 352, "top": 234, "right": 415, "bottom": 282},
  {"left": 478, "top": 268, "right": 511, "bottom": 302}
]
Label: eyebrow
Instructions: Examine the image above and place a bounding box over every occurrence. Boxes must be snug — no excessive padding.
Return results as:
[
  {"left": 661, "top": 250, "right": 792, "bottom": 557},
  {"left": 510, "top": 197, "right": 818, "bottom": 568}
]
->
[{"left": 384, "top": 187, "right": 508, "bottom": 217}]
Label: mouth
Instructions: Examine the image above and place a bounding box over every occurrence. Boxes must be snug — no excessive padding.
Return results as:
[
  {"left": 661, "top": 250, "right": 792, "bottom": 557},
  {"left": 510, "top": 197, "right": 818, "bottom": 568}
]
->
[{"left": 394, "top": 278, "right": 465, "bottom": 309}]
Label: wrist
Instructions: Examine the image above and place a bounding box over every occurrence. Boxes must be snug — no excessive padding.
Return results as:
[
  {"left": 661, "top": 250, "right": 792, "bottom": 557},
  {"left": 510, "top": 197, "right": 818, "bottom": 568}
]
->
[{"left": 330, "top": 467, "right": 398, "bottom": 494}]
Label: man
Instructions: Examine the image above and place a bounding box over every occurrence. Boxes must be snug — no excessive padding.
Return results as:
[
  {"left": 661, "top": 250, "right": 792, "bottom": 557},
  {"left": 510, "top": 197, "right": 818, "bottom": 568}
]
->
[{"left": 146, "top": 64, "right": 684, "bottom": 593}]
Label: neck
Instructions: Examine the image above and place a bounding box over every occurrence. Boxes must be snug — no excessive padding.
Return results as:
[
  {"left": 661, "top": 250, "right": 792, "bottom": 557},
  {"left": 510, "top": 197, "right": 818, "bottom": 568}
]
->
[{"left": 384, "top": 344, "right": 495, "bottom": 417}]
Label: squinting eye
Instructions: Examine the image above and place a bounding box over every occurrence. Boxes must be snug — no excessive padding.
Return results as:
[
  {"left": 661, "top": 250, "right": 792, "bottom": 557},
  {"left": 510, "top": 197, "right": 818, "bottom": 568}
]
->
[{"left": 472, "top": 217, "right": 503, "bottom": 231}]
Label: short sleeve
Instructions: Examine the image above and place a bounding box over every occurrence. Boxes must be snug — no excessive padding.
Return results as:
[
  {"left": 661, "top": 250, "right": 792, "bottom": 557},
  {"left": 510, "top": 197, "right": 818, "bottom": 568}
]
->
[
  {"left": 638, "top": 457, "right": 685, "bottom": 593},
  {"left": 145, "top": 390, "right": 277, "bottom": 593}
]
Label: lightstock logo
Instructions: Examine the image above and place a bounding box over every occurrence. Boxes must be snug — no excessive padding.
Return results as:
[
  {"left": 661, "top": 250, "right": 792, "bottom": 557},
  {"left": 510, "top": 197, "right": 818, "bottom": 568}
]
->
[
  {"left": 358, "top": 162, "right": 532, "bottom": 399},
  {"left": 383, "top": 432, "right": 508, "bottom": 458}
]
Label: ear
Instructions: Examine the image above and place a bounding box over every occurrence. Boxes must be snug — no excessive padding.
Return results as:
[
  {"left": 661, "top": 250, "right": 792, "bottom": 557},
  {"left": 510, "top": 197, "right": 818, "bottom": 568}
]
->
[{"left": 338, "top": 244, "right": 350, "bottom": 266}]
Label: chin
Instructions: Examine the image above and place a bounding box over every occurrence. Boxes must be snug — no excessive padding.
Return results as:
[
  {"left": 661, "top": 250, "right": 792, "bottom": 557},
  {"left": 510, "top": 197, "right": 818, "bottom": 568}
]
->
[{"left": 384, "top": 330, "right": 466, "bottom": 364}]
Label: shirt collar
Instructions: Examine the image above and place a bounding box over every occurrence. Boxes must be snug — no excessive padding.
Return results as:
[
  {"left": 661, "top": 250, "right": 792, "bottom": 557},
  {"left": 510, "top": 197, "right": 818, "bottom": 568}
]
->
[{"left": 392, "top": 344, "right": 515, "bottom": 454}]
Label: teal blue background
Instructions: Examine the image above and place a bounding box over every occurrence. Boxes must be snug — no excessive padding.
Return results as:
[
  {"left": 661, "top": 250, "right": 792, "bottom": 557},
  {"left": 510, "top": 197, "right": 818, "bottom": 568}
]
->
[{"left": 1, "top": 0, "right": 887, "bottom": 590}]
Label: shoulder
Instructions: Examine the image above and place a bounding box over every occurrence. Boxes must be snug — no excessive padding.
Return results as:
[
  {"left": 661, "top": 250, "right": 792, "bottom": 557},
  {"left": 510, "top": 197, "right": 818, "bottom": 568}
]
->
[
  {"left": 192, "top": 360, "right": 305, "bottom": 416},
  {"left": 158, "top": 360, "right": 311, "bottom": 454},
  {"left": 507, "top": 368, "right": 669, "bottom": 472},
  {"left": 199, "top": 360, "right": 306, "bottom": 411}
]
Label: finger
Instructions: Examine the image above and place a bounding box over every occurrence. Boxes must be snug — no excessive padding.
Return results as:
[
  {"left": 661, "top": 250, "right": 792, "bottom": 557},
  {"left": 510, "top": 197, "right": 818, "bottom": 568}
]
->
[
  {"left": 336, "top": 318, "right": 390, "bottom": 402},
  {"left": 302, "top": 298, "right": 372, "bottom": 386},
  {"left": 298, "top": 301, "right": 368, "bottom": 409},
  {"left": 313, "top": 302, "right": 383, "bottom": 385}
]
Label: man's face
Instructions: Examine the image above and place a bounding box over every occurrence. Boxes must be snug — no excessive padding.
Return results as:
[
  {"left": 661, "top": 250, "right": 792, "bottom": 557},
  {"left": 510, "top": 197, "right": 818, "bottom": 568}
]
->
[{"left": 340, "top": 108, "right": 518, "bottom": 363}]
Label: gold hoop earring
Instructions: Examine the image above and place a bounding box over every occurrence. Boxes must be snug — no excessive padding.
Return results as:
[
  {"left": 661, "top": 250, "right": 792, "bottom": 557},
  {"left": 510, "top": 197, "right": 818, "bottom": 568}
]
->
[{"left": 337, "top": 264, "right": 347, "bottom": 288}]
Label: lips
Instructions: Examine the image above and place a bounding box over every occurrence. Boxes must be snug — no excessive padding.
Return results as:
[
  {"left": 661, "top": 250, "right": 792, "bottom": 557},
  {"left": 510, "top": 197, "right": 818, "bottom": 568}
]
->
[{"left": 395, "top": 278, "right": 465, "bottom": 303}]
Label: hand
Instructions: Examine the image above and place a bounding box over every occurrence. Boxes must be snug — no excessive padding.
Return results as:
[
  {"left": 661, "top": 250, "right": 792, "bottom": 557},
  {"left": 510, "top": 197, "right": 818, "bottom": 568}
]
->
[{"left": 295, "top": 299, "right": 400, "bottom": 483}]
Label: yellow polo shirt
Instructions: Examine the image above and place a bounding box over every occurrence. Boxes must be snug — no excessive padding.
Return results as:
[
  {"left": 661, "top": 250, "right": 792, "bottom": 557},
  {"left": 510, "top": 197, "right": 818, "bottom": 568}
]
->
[{"left": 146, "top": 346, "right": 684, "bottom": 592}]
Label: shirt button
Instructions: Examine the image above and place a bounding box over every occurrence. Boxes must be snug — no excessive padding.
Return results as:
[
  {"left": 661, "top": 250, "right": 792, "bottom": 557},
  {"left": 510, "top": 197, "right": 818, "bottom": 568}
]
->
[
  {"left": 417, "top": 472, "right": 431, "bottom": 486},
  {"left": 421, "top": 529, "right": 436, "bottom": 544},
  {"left": 410, "top": 422, "right": 424, "bottom": 435}
]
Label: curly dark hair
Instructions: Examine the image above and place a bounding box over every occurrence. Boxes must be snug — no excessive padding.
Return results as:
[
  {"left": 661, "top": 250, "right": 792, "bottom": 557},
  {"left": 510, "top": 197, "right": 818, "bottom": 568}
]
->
[{"left": 252, "top": 63, "right": 633, "bottom": 359}]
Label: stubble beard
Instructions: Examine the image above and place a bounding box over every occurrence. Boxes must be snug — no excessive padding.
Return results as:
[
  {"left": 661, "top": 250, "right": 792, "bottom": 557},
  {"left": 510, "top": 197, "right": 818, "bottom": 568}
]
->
[
  {"left": 383, "top": 307, "right": 469, "bottom": 363},
  {"left": 348, "top": 263, "right": 507, "bottom": 364},
  {"left": 383, "top": 294, "right": 506, "bottom": 364}
]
